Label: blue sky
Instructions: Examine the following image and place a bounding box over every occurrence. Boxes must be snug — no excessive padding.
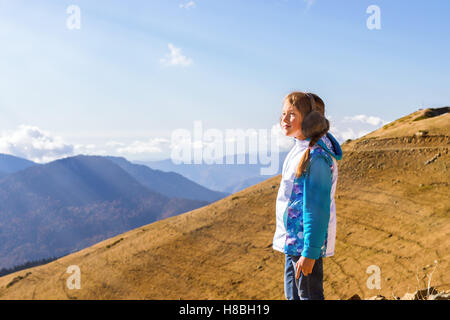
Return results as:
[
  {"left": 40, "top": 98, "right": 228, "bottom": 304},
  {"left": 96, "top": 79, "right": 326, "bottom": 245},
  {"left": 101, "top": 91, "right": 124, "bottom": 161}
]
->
[{"left": 0, "top": 0, "right": 449, "bottom": 162}]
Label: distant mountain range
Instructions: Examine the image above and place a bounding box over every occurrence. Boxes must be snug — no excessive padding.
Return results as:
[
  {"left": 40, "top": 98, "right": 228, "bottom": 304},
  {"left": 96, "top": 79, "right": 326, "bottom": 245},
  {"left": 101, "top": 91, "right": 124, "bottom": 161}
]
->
[
  {"left": 105, "top": 156, "right": 228, "bottom": 202},
  {"left": 138, "top": 152, "right": 290, "bottom": 193},
  {"left": 0, "top": 154, "right": 224, "bottom": 269}
]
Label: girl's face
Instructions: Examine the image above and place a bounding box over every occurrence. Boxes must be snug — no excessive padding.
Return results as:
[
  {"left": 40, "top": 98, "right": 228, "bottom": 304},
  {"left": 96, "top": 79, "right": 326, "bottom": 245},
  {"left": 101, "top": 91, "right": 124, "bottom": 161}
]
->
[{"left": 280, "top": 101, "right": 307, "bottom": 140}]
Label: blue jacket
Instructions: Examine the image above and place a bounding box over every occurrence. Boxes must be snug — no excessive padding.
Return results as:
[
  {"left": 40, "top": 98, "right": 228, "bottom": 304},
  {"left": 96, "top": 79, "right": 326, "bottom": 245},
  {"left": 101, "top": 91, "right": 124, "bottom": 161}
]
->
[{"left": 273, "top": 132, "right": 343, "bottom": 259}]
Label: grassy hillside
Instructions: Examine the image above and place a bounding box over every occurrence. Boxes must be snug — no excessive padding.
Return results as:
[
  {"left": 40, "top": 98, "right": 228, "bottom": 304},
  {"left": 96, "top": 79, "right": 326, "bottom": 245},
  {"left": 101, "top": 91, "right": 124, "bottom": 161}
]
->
[{"left": 0, "top": 107, "right": 448, "bottom": 299}]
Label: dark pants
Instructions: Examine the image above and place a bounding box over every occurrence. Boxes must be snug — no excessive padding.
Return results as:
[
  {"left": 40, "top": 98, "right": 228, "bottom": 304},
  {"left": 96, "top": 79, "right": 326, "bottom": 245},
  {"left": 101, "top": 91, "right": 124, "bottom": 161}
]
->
[{"left": 284, "top": 254, "right": 324, "bottom": 300}]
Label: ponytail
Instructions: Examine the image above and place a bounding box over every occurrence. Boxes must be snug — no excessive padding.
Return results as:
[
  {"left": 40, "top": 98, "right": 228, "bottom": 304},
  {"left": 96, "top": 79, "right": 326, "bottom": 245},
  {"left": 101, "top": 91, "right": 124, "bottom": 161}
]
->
[{"left": 295, "top": 93, "right": 330, "bottom": 177}]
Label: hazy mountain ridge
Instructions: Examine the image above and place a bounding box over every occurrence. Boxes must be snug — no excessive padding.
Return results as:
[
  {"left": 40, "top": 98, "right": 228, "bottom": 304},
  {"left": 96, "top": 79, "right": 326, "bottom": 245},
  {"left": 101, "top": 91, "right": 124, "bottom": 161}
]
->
[
  {"left": 140, "top": 151, "right": 289, "bottom": 193},
  {"left": 106, "top": 156, "right": 228, "bottom": 202}
]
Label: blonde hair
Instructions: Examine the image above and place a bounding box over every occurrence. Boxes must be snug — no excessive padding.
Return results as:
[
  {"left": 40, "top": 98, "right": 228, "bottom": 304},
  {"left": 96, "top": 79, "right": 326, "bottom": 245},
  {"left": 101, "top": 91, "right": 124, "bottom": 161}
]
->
[{"left": 283, "top": 91, "right": 330, "bottom": 177}]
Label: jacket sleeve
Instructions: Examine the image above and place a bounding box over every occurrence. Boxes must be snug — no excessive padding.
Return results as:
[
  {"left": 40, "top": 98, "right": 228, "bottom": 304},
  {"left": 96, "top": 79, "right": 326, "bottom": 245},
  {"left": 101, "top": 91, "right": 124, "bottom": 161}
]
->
[{"left": 301, "top": 154, "right": 332, "bottom": 259}]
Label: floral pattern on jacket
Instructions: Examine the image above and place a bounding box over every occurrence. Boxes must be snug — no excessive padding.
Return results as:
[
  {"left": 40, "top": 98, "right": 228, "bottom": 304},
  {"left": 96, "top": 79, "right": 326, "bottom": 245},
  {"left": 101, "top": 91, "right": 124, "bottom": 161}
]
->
[{"left": 283, "top": 145, "right": 333, "bottom": 257}]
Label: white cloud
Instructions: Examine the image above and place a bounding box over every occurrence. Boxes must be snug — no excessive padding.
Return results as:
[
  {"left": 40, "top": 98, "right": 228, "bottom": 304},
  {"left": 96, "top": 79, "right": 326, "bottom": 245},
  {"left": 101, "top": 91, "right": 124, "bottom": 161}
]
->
[
  {"left": 74, "top": 143, "right": 108, "bottom": 156},
  {"left": 329, "top": 127, "right": 371, "bottom": 143},
  {"left": 0, "top": 125, "right": 178, "bottom": 162},
  {"left": 343, "top": 114, "right": 387, "bottom": 126},
  {"left": 0, "top": 125, "right": 74, "bottom": 163},
  {"left": 328, "top": 113, "right": 391, "bottom": 143},
  {"left": 160, "top": 43, "right": 193, "bottom": 67},
  {"left": 105, "top": 141, "right": 125, "bottom": 148},
  {"left": 116, "top": 137, "right": 170, "bottom": 154},
  {"left": 179, "top": 1, "right": 196, "bottom": 9}
]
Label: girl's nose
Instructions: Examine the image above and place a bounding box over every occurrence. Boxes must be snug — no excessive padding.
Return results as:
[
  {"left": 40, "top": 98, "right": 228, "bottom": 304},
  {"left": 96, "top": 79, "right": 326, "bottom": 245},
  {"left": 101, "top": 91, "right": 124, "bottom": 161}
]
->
[{"left": 281, "top": 114, "right": 289, "bottom": 124}]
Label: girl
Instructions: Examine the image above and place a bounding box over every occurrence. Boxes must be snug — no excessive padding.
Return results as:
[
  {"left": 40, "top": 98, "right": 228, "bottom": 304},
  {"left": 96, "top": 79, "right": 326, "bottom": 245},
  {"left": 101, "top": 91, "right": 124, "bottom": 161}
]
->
[{"left": 272, "top": 91, "right": 343, "bottom": 300}]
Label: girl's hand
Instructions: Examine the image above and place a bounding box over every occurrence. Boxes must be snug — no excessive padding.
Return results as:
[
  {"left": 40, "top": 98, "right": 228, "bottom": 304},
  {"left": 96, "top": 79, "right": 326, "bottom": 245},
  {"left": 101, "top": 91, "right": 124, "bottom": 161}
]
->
[{"left": 296, "top": 256, "right": 315, "bottom": 279}]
